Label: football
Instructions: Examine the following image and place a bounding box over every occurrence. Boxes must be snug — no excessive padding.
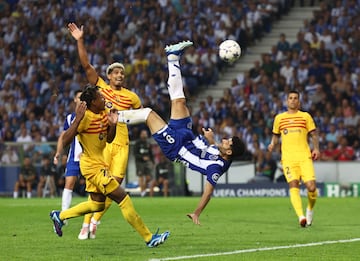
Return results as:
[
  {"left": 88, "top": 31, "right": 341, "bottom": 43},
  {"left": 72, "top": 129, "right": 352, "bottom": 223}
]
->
[{"left": 218, "top": 40, "right": 241, "bottom": 63}]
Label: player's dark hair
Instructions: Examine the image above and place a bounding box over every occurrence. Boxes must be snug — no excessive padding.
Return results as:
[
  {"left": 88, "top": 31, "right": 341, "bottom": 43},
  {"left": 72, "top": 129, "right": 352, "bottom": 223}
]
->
[
  {"left": 230, "top": 136, "right": 246, "bottom": 158},
  {"left": 288, "top": 89, "right": 300, "bottom": 97},
  {"left": 80, "top": 84, "right": 99, "bottom": 107},
  {"left": 74, "top": 89, "right": 82, "bottom": 97}
]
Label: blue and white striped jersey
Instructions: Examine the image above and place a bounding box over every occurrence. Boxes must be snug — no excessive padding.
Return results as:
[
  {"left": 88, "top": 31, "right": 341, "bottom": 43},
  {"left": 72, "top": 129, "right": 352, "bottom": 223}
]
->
[
  {"left": 176, "top": 136, "right": 232, "bottom": 186},
  {"left": 63, "top": 113, "right": 82, "bottom": 175},
  {"left": 153, "top": 117, "right": 232, "bottom": 187}
]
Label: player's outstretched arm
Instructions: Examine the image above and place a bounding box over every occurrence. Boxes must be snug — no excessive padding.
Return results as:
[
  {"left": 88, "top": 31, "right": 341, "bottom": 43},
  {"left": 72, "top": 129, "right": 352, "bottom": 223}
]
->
[
  {"left": 268, "top": 135, "right": 279, "bottom": 152},
  {"left": 202, "top": 128, "right": 215, "bottom": 145},
  {"left": 67, "top": 22, "right": 98, "bottom": 85},
  {"left": 53, "top": 131, "right": 65, "bottom": 165},
  {"left": 310, "top": 130, "right": 320, "bottom": 160},
  {"left": 187, "top": 181, "right": 214, "bottom": 225}
]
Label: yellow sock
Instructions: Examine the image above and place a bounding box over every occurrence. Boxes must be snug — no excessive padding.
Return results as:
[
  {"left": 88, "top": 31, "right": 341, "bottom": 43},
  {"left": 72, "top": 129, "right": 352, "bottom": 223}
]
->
[
  {"left": 119, "top": 195, "right": 152, "bottom": 242},
  {"left": 307, "top": 189, "right": 317, "bottom": 210},
  {"left": 93, "top": 196, "right": 113, "bottom": 222},
  {"left": 60, "top": 199, "right": 104, "bottom": 220},
  {"left": 83, "top": 195, "right": 93, "bottom": 224},
  {"left": 289, "top": 187, "right": 304, "bottom": 218}
]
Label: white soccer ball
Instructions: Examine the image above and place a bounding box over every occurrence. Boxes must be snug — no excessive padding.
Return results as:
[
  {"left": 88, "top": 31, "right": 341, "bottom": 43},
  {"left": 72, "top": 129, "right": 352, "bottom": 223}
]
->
[{"left": 219, "top": 40, "right": 241, "bottom": 63}]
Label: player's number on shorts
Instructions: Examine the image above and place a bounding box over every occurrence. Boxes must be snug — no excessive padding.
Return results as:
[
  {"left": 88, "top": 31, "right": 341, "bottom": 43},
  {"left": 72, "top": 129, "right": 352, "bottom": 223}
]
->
[
  {"left": 285, "top": 167, "right": 290, "bottom": 176},
  {"left": 163, "top": 132, "right": 175, "bottom": 144}
]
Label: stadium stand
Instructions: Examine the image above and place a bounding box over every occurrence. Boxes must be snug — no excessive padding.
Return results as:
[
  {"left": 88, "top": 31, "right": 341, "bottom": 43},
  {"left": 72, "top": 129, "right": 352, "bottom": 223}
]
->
[{"left": 0, "top": 0, "right": 359, "bottom": 176}]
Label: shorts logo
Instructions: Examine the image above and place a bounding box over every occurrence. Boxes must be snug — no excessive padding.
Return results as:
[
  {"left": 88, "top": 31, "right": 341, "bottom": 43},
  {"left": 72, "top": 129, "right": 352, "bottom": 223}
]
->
[
  {"left": 212, "top": 173, "right": 220, "bottom": 183},
  {"left": 187, "top": 122, "right": 192, "bottom": 129},
  {"left": 283, "top": 129, "right": 288, "bottom": 135},
  {"left": 106, "top": 101, "right": 113, "bottom": 109}
]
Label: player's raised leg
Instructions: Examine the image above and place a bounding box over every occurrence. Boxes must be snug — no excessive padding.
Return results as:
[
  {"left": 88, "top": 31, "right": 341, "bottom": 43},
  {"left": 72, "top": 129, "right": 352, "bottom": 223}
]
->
[
  {"left": 164, "top": 40, "right": 193, "bottom": 120},
  {"left": 117, "top": 40, "right": 193, "bottom": 134}
]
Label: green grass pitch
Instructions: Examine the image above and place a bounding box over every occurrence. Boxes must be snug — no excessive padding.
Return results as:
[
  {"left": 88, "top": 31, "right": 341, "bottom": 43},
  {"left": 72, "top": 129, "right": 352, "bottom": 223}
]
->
[{"left": 1, "top": 197, "right": 359, "bottom": 261}]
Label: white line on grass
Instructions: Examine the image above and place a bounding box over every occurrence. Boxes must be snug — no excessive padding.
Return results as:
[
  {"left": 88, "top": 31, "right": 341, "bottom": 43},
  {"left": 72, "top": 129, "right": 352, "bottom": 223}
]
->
[{"left": 149, "top": 238, "right": 360, "bottom": 261}]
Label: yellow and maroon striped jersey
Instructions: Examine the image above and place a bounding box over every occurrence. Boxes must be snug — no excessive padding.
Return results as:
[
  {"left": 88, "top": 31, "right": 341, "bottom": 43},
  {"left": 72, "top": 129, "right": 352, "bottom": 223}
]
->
[
  {"left": 96, "top": 77, "right": 141, "bottom": 146},
  {"left": 272, "top": 110, "right": 316, "bottom": 161},
  {"left": 77, "top": 109, "right": 109, "bottom": 165}
]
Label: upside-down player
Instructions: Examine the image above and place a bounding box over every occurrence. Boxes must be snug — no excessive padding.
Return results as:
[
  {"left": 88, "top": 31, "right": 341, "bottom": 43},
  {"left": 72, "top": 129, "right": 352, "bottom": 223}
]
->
[{"left": 117, "top": 41, "right": 246, "bottom": 225}]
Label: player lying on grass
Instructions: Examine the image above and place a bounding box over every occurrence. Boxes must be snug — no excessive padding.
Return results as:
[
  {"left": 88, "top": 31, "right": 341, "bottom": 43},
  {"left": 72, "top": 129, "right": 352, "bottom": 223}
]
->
[
  {"left": 50, "top": 85, "right": 169, "bottom": 248},
  {"left": 117, "top": 41, "right": 246, "bottom": 225}
]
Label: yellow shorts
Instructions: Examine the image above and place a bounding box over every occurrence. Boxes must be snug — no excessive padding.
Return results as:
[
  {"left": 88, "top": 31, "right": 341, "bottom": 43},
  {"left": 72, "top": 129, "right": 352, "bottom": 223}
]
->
[
  {"left": 281, "top": 159, "right": 316, "bottom": 183},
  {"left": 81, "top": 162, "right": 119, "bottom": 195},
  {"left": 104, "top": 143, "right": 129, "bottom": 179}
]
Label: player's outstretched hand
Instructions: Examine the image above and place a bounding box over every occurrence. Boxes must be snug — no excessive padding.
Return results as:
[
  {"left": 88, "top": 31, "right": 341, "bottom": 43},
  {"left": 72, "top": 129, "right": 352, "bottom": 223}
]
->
[
  {"left": 53, "top": 152, "right": 60, "bottom": 165},
  {"left": 108, "top": 109, "right": 118, "bottom": 126},
  {"left": 67, "top": 23, "right": 84, "bottom": 41},
  {"left": 187, "top": 213, "right": 201, "bottom": 225},
  {"left": 312, "top": 149, "right": 320, "bottom": 161},
  {"left": 268, "top": 143, "right": 274, "bottom": 152},
  {"left": 202, "top": 128, "right": 215, "bottom": 145},
  {"left": 75, "top": 101, "right": 87, "bottom": 120}
]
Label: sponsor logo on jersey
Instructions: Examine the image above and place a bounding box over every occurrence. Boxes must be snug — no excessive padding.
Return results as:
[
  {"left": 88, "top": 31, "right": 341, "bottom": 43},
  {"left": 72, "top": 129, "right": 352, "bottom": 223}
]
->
[{"left": 209, "top": 155, "right": 218, "bottom": 160}]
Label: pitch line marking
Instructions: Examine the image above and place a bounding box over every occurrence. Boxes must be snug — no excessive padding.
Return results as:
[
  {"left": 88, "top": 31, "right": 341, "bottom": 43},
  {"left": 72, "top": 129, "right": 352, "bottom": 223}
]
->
[{"left": 149, "top": 238, "right": 360, "bottom": 261}]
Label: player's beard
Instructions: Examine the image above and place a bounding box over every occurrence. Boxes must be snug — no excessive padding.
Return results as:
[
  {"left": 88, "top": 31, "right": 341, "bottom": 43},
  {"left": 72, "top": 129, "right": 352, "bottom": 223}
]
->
[{"left": 113, "top": 79, "right": 124, "bottom": 90}]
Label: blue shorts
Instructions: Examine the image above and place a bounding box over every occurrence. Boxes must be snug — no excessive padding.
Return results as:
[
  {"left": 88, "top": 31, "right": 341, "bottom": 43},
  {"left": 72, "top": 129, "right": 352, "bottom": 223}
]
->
[
  {"left": 65, "top": 163, "right": 81, "bottom": 177},
  {"left": 152, "top": 117, "right": 195, "bottom": 161}
]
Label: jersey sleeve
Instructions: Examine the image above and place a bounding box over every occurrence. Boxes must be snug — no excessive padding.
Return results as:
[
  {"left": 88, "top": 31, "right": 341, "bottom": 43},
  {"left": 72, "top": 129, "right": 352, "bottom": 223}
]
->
[
  {"left": 305, "top": 112, "right": 316, "bottom": 132},
  {"left": 131, "top": 91, "right": 142, "bottom": 109},
  {"left": 206, "top": 164, "right": 223, "bottom": 187},
  {"left": 95, "top": 77, "right": 109, "bottom": 91},
  {"left": 272, "top": 114, "right": 281, "bottom": 135}
]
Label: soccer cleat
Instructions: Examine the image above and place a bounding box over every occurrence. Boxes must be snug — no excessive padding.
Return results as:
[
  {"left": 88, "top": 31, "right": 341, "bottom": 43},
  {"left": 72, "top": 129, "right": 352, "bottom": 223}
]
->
[
  {"left": 50, "top": 210, "right": 64, "bottom": 237},
  {"left": 299, "top": 216, "right": 307, "bottom": 228},
  {"left": 78, "top": 226, "right": 89, "bottom": 240},
  {"left": 146, "top": 229, "right": 170, "bottom": 248},
  {"left": 306, "top": 208, "right": 313, "bottom": 226},
  {"left": 89, "top": 221, "right": 97, "bottom": 239},
  {"left": 164, "top": 40, "right": 193, "bottom": 56}
]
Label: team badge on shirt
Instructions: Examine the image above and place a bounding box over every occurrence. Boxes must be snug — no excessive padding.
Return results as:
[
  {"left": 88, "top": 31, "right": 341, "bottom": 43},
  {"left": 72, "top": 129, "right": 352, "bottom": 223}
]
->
[
  {"left": 99, "top": 133, "right": 104, "bottom": 140},
  {"left": 106, "top": 101, "right": 113, "bottom": 109},
  {"left": 283, "top": 129, "right": 288, "bottom": 135},
  {"left": 211, "top": 173, "right": 220, "bottom": 183}
]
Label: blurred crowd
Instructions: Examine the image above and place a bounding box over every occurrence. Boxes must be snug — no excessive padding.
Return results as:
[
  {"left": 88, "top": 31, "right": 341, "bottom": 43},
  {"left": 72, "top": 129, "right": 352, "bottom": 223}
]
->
[
  {"left": 0, "top": 0, "right": 359, "bottom": 170},
  {"left": 191, "top": 0, "right": 360, "bottom": 163}
]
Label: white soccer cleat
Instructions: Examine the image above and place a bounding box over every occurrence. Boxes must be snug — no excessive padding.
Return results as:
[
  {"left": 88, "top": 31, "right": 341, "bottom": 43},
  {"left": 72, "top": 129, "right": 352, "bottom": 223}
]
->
[
  {"left": 299, "top": 216, "right": 307, "bottom": 228},
  {"left": 306, "top": 208, "right": 313, "bottom": 226},
  {"left": 78, "top": 226, "right": 89, "bottom": 240},
  {"left": 164, "top": 40, "right": 193, "bottom": 56}
]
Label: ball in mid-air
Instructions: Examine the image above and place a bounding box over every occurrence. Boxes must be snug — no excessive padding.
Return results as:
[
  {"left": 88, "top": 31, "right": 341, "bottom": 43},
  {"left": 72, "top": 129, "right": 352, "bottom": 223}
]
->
[{"left": 219, "top": 40, "right": 241, "bottom": 63}]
